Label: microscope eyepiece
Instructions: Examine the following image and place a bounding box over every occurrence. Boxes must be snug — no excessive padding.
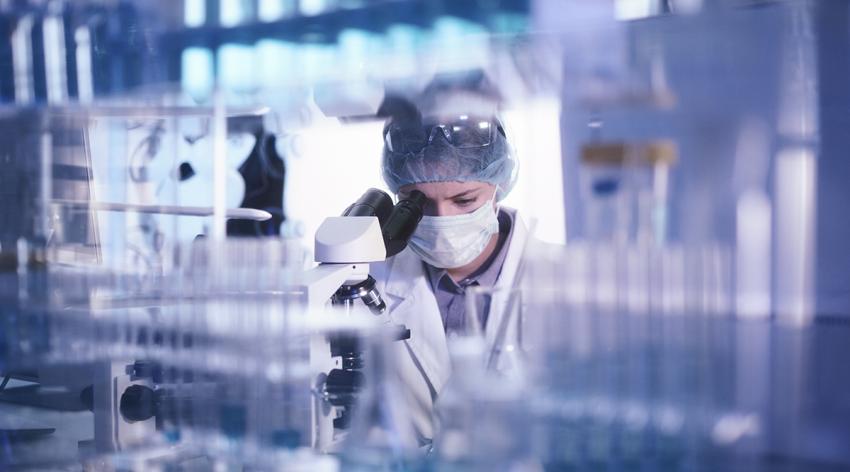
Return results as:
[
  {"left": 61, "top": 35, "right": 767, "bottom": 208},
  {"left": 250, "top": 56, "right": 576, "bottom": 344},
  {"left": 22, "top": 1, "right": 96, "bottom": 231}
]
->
[
  {"left": 383, "top": 190, "right": 425, "bottom": 258},
  {"left": 343, "top": 188, "right": 394, "bottom": 227},
  {"left": 340, "top": 189, "right": 426, "bottom": 258}
]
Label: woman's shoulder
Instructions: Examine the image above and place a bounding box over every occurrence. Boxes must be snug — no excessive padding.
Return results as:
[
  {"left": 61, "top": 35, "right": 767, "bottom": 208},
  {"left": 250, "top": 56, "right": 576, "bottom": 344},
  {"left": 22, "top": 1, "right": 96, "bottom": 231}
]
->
[
  {"left": 501, "top": 208, "right": 566, "bottom": 260},
  {"left": 370, "top": 246, "right": 423, "bottom": 285}
]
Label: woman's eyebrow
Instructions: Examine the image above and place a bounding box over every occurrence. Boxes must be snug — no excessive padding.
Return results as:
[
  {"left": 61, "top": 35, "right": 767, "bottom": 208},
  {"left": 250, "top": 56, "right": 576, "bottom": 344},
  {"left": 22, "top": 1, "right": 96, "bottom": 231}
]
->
[{"left": 448, "top": 189, "right": 479, "bottom": 199}]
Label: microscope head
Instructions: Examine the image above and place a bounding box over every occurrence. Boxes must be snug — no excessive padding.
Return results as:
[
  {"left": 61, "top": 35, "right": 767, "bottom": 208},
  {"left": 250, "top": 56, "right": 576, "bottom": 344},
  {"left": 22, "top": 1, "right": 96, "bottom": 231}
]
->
[
  {"left": 314, "top": 216, "right": 386, "bottom": 263},
  {"left": 314, "top": 189, "right": 425, "bottom": 264}
]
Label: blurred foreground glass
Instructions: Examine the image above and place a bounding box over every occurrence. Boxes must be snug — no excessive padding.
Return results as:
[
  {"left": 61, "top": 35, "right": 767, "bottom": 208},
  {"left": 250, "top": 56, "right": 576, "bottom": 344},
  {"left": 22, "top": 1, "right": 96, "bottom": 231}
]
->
[
  {"left": 517, "top": 242, "right": 767, "bottom": 470},
  {"left": 466, "top": 286, "right": 525, "bottom": 378},
  {"left": 429, "top": 285, "right": 533, "bottom": 471},
  {"left": 339, "top": 328, "right": 421, "bottom": 470}
]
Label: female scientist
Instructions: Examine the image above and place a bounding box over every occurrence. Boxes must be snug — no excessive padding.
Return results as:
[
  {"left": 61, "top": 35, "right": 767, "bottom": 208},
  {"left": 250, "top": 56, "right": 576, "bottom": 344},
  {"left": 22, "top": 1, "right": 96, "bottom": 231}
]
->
[{"left": 371, "top": 71, "right": 530, "bottom": 442}]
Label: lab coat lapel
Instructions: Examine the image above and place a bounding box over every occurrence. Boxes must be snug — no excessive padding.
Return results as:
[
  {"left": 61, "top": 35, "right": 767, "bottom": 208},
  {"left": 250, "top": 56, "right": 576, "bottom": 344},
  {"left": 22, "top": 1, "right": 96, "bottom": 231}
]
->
[
  {"left": 483, "top": 211, "right": 529, "bottom": 355},
  {"left": 380, "top": 249, "right": 452, "bottom": 395}
]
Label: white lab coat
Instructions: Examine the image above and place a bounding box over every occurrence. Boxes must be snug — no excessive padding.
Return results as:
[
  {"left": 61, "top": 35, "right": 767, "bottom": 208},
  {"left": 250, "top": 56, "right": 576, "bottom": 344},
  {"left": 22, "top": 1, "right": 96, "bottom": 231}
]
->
[{"left": 370, "top": 208, "right": 533, "bottom": 442}]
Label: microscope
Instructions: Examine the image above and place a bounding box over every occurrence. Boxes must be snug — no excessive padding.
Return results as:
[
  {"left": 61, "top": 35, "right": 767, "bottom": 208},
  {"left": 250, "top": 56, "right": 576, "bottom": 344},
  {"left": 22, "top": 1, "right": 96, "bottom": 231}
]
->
[
  {"left": 96, "top": 189, "right": 424, "bottom": 454},
  {"left": 304, "top": 188, "right": 425, "bottom": 450}
]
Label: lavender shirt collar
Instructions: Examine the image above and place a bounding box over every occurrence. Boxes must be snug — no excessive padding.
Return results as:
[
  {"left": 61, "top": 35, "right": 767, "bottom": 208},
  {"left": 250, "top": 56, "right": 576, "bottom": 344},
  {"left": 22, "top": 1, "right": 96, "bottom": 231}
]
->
[{"left": 422, "top": 208, "right": 515, "bottom": 333}]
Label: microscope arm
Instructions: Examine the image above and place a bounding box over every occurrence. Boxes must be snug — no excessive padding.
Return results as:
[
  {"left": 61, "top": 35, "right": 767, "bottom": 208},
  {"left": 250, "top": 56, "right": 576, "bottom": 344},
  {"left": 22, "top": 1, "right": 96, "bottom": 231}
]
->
[{"left": 300, "top": 263, "right": 371, "bottom": 307}]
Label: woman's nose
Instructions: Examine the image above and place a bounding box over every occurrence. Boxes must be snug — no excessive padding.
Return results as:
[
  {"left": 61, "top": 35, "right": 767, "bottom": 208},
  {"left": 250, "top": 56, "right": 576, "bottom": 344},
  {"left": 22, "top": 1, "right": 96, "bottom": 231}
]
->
[{"left": 423, "top": 201, "right": 444, "bottom": 217}]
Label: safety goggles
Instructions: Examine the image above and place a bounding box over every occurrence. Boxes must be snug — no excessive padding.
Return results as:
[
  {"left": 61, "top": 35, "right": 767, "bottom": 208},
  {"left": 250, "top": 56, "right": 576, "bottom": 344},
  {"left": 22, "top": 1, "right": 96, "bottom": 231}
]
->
[{"left": 383, "top": 115, "right": 505, "bottom": 155}]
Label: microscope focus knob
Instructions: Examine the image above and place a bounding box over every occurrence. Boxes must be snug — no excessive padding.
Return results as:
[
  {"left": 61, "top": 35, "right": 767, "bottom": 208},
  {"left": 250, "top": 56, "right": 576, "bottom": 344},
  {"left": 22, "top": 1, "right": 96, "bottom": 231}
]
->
[
  {"left": 120, "top": 384, "right": 157, "bottom": 423},
  {"left": 324, "top": 368, "right": 364, "bottom": 407}
]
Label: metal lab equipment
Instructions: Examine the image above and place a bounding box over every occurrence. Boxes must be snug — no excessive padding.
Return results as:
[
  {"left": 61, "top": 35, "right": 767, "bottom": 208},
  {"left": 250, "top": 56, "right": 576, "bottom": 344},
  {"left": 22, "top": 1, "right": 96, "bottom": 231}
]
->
[
  {"left": 556, "top": 0, "right": 850, "bottom": 321},
  {"left": 0, "top": 105, "right": 273, "bottom": 272},
  {"left": 579, "top": 139, "right": 677, "bottom": 246},
  {"left": 0, "top": 104, "right": 284, "bottom": 470}
]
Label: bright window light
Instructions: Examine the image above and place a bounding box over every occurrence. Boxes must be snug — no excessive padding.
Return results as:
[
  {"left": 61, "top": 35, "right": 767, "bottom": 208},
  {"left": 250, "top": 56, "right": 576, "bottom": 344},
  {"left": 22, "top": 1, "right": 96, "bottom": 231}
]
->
[
  {"left": 221, "top": 0, "right": 254, "bottom": 27},
  {"left": 502, "top": 99, "right": 567, "bottom": 245},
  {"left": 284, "top": 116, "right": 387, "bottom": 249},
  {"left": 615, "top": 0, "right": 656, "bottom": 20},
  {"left": 181, "top": 47, "right": 214, "bottom": 101},
  {"left": 256, "top": 39, "right": 297, "bottom": 89},
  {"left": 184, "top": 0, "right": 205, "bottom": 27},
  {"left": 300, "top": 0, "right": 329, "bottom": 16},
  {"left": 259, "top": 0, "right": 288, "bottom": 22},
  {"left": 218, "top": 44, "right": 258, "bottom": 92}
]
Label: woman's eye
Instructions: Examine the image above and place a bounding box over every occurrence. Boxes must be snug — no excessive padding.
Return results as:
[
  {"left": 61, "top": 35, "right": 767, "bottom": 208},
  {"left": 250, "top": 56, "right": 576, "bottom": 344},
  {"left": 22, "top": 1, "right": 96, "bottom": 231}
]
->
[{"left": 454, "top": 199, "right": 475, "bottom": 206}]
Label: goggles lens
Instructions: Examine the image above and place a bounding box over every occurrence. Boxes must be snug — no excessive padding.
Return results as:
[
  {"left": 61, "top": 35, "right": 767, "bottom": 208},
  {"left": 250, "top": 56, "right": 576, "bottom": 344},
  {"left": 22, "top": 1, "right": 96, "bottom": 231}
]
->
[{"left": 384, "top": 116, "right": 503, "bottom": 154}]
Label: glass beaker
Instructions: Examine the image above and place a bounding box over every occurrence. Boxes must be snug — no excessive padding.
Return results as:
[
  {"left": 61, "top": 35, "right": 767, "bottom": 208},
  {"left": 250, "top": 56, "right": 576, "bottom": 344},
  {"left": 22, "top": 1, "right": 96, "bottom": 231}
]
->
[
  {"left": 338, "top": 325, "right": 422, "bottom": 470},
  {"left": 430, "top": 286, "right": 533, "bottom": 471},
  {"left": 465, "top": 286, "right": 526, "bottom": 378}
]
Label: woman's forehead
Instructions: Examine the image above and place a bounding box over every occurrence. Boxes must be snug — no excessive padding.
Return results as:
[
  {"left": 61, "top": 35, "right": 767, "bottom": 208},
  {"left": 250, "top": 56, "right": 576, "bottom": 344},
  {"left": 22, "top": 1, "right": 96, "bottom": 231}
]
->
[{"left": 400, "top": 181, "right": 493, "bottom": 198}]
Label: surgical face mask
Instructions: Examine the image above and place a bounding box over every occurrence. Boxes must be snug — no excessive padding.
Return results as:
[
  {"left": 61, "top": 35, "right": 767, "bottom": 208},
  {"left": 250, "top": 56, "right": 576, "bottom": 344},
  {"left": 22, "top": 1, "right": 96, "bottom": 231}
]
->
[{"left": 407, "top": 190, "right": 499, "bottom": 269}]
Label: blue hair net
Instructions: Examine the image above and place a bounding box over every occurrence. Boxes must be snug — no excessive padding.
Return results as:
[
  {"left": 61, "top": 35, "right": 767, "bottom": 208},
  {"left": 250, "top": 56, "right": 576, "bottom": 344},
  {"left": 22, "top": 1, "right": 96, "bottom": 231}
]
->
[
  {"left": 379, "top": 71, "right": 518, "bottom": 201},
  {"left": 381, "top": 128, "right": 517, "bottom": 201}
]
